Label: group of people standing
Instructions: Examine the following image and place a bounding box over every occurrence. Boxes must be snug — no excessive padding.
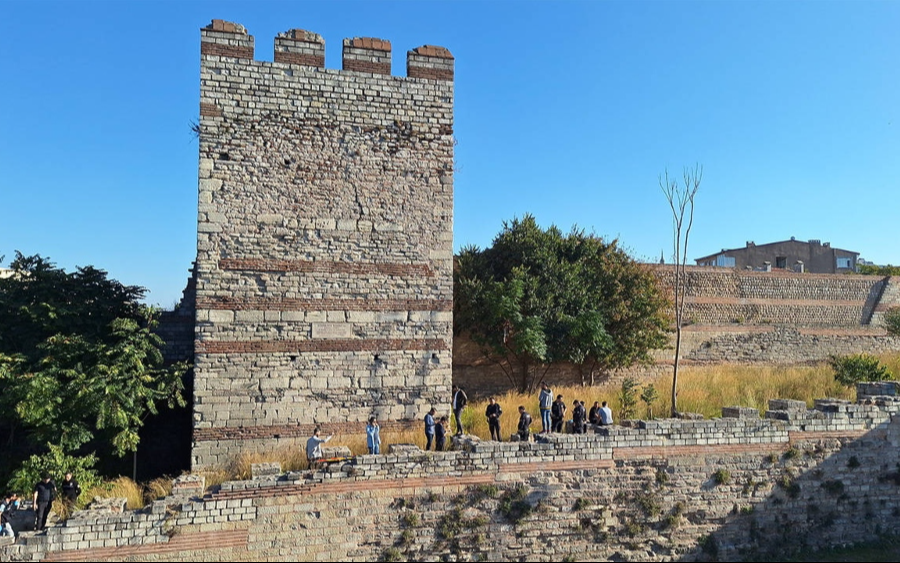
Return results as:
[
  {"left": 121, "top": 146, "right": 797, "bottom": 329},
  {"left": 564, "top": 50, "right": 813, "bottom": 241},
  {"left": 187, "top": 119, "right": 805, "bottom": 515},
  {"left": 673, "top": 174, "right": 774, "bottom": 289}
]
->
[
  {"left": 424, "top": 383, "right": 615, "bottom": 446},
  {"left": 538, "top": 383, "right": 613, "bottom": 435},
  {"left": 0, "top": 472, "right": 81, "bottom": 538}
]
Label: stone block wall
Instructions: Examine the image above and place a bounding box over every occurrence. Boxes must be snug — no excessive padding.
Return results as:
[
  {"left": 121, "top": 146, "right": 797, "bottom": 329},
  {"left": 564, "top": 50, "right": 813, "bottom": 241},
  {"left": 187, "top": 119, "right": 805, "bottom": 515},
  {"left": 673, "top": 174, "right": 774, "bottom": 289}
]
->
[
  {"left": 5, "top": 384, "right": 900, "bottom": 562},
  {"left": 455, "top": 268, "right": 900, "bottom": 396},
  {"left": 192, "top": 20, "right": 454, "bottom": 468}
]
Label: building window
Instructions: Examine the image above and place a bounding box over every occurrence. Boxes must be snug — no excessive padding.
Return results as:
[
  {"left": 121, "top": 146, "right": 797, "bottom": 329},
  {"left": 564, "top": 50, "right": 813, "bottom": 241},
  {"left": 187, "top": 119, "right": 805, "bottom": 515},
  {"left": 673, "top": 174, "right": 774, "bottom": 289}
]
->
[
  {"left": 776, "top": 256, "right": 787, "bottom": 269},
  {"left": 715, "top": 255, "right": 735, "bottom": 267},
  {"left": 836, "top": 257, "right": 852, "bottom": 269}
]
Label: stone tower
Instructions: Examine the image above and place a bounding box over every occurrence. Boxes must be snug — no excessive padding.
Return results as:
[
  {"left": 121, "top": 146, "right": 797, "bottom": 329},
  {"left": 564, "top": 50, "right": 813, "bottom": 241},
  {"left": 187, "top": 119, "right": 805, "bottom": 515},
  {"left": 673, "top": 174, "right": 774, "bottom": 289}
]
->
[{"left": 192, "top": 20, "right": 454, "bottom": 468}]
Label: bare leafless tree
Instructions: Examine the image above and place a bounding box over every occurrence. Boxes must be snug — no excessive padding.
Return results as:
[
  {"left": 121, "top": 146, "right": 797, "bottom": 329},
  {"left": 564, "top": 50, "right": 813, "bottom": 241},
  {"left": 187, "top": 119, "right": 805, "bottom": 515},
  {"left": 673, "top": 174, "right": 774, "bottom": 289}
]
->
[{"left": 660, "top": 164, "right": 702, "bottom": 417}]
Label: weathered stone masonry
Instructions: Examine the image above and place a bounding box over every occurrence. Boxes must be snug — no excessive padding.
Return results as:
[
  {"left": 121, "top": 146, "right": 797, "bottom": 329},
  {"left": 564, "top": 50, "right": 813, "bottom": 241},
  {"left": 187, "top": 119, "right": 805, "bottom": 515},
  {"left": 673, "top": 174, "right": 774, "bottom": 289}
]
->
[
  {"left": 192, "top": 20, "right": 454, "bottom": 469},
  {"left": 4, "top": 383, "right": 900, "bottom": 562}
]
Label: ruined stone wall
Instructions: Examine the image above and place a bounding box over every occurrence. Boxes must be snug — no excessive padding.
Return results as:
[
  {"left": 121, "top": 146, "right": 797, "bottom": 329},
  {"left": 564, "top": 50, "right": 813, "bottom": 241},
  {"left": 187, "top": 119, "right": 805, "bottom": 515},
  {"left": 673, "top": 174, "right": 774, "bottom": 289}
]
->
[
  {"left": 4, "top": 383, "right": 900, "bottom": 562},
  {"left": 454, "top": 269, "right": 900, "bottom": 395},
  {"left": 192, "top": 21, "right": 454, "bottom": 468}
]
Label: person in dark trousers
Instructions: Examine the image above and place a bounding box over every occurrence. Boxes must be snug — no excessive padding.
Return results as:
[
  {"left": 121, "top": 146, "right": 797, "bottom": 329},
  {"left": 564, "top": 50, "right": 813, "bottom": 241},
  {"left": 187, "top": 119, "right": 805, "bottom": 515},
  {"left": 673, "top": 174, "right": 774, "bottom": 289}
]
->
[
  {"left": 572, "top": 400, "right": 586, "bottom": 434},
  {"left": 551, "top": 394, "right": 567, "bottom": 433},
  {"left": 60, "top": 472, "right": 80, "bottom": 506},
  {"left": 517, "top": 406, "right": 533, "bottom": 441},
  {"left": 485, "top": 397, "right": 503, "bottom": 441},
  {"left": 424, "top": 408, "right": 437, "bottom": 450},
  {"left": 452, "top": 385, "right": 468, "bottom": 435},
  {"left": 589, "top": 401, "right": 602, "bottom": 425},
  {"left": 435, "top": 416, "right": 448, "bottom": 451},
  {"left": 32, "top": 473, "right": 56, "bottom": 531}
]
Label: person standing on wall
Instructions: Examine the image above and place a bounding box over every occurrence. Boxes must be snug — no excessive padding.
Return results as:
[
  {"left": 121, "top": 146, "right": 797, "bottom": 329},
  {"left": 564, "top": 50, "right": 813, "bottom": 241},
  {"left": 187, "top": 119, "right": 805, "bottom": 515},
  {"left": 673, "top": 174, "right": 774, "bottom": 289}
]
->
[
  {"left": 435, "top": 416, "right": 448, "bottom": 451},
  {"left": 600, "top": 401, "right": 614, "bottom": 426},
  {"left": 32, "top": 473, "right": 56, "bottom": 531},
  {"left": 551, "top": 394, "right": 567, "bottom": 433},
  {"left": 424, "top": 408, "right": 437, "bottom": 450},
  {"left": 366, "top": 417, "right": 381, "bottom": 455},
  {"left": 305, "top": 427, "right": 333, "bottom": 467},
  {"left": 589, "top": 401, "right": 602, "bottom": 425},
  {"left": 538, "top": 383, "right": 553, "bottom": 433},
  {"left": 517, "top": 406, "right": 533, "bottom": 441},
  {"left": 60, "top": 472, "right": 80, "bottom": 507},
  {"left": 572, "top": 400, "right": 586, "bottom": 434},
  {"left": 452, "top": 385, "right": 468, "bottom": 435},
  {"left": 485, "top": 397, "right": 503, "bottom": 441}
]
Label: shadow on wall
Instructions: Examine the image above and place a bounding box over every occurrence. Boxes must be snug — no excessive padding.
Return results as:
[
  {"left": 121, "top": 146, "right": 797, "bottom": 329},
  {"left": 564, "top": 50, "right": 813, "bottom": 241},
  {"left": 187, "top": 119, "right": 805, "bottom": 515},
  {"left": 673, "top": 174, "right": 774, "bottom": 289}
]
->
[{"left": 678, "top": 395, "right": 900, "bottom": 561}]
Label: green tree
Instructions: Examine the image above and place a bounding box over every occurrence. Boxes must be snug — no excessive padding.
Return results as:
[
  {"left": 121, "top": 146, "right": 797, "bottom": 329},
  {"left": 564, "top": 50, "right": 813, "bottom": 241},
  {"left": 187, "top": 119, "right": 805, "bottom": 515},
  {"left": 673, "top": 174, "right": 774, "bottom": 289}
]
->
[
  {"left": 828, "top": 354, "right": 892, "bottom": 388},
  {"left": 618, "top": 377, "right": 640, "bottom": 420},
  {"left": 454, "top": 216, "right": 670, "bottom": 392},
  {"left": 858, "top": 264, "right": 900, "bottom": 276},
  {"left": 640, "top": 383, "right": 660, "bottom": 419},
  {"left": 0, "top": 253, "right": 187, "bottom": 484}
]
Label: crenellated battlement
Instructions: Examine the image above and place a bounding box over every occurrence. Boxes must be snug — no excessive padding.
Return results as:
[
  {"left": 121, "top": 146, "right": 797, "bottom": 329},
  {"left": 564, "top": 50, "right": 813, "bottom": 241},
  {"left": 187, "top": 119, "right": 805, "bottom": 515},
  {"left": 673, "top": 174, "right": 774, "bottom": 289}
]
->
[
  {"left": 193, "top": 20, "right": 455, "bottom": 469},
  {"left": 200, "top": 19, "right": 454, "bottom": 80}
]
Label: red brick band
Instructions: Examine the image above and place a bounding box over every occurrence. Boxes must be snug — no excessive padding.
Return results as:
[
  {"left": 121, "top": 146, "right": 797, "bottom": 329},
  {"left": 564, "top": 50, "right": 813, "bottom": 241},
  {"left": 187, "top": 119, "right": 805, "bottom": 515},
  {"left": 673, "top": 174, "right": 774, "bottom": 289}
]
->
[
  {"left": 197, "top": 297, "right": 451, "bottom": 312},
  {"left": 42, "top": 528, "right": 248, "bottom": 562},
  {"left": 408, "top": 67, "right": 454, "bottom": 81},
  {"left": 194, "top": 419, "right": 420, "bottom": 442},
  {"left": 201, "top": 42, "right": 254, "bottom": 60},
  {"left": 613, "top": 442, "right": 787, "bottom": 460},
  {"left": 688, "top": 297, "right": 865, "bottom": 306},
  {"left": 343, "top": 60, "right": 391, "bottom": 75},
  {"left": 199, "top": 102, "right": 222, "bottom": 117},
  {"left": 196, "top": 338, "right": 447, "bottom": 354},
  {"left": 789, "top": 429, "right": 869, "bottom": 442},
  {"left": 219, "top": 258, "right": 434, "bottom": 277},
  {"left": 497, "top": 459, "right": 614, "bottom": 474},
  {"left": 274, "top": 52, "right": 325, "bottom": 67}
]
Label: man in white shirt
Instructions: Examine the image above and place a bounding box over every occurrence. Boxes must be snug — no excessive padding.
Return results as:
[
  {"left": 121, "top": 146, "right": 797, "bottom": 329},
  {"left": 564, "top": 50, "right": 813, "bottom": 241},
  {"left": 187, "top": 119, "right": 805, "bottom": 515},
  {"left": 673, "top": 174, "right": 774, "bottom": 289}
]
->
[
  {"left": 306, "top": 427, "right": 333, "bottom": 466},
  {"left": 600, "top": 401, "right": 614, "bottom": 425}
]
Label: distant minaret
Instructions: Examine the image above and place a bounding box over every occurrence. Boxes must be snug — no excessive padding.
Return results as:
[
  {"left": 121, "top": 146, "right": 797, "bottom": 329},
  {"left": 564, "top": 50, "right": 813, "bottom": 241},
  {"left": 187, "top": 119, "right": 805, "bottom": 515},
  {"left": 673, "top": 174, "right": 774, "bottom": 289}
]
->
[{"left": 659, "top": 250, "right": 665, "bottom": 265}]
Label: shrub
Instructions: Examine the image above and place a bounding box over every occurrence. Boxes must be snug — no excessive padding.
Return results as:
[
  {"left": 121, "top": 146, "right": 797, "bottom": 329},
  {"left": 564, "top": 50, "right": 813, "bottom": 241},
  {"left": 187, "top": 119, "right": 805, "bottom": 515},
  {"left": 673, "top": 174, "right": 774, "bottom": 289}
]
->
[
  {"left": 618, "top": 377, "right": 640, "bottom": 420},
  {"left": 401, "top": 512, "right": 419, "bottom": 527},
  {"left": 498, "top": 484, "right": 533, "bottom": 525},
  {"left": 7, "top": 444, "right": 101, "bottom": 508},
  {"left": 713, "top": 469, "right": 731, "bottom": 485},
  {"left": 573, "top": 497, "right": 590, "bottom": 511},
  {"left": 884, "top": 307, "right": 900, "bottom": 337},
  {"left": 828, "top": 354, "right": 893, "bottom": 388}
]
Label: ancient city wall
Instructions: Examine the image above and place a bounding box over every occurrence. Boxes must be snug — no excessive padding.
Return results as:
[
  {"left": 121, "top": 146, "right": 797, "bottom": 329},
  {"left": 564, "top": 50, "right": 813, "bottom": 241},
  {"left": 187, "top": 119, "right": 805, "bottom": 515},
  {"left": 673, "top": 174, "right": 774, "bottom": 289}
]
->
[
  {"left": 192, "top": 21, "right": 454, "bottom": 469},
  {"left": 455, "top": 269, "right": 900, "bottom": 395},
  {"left": 4, "top": 383, "right": 900, "bottom": 562}
]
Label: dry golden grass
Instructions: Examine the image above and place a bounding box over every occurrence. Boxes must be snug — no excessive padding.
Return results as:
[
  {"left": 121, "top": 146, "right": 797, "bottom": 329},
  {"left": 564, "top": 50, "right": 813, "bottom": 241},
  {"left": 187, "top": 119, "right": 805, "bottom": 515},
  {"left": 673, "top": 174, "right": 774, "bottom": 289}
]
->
[
  {"left": 459, "top": 355, "right": 900, "bottom": 435},
  {"left": 143, "top": 477, "right": 173, "bottom": 505},
  {"left": 227, "top": 446, "right": 309, "bottom": 479},
  {"left": 85, "top": 476, "right": 146, "bottom": 510}
]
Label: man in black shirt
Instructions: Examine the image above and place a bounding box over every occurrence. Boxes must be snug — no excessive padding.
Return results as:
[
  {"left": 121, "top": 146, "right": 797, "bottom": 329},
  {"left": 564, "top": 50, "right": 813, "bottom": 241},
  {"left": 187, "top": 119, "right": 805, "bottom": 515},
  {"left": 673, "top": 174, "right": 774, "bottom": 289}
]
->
[
  {"left": 485, "top": 397, "right": 502, "bottom": 441},
  {"left": 572, "top": 400, "right": 586, "bottom": 434},
  {"left": 517, "top": 406, "right": 533, "bottom": 441},
  {"left": 61, "top": 472, "right": 81, "bottom": 506},
  {"left": 32, "top": 473, "right": 56, "bottom": 531}
]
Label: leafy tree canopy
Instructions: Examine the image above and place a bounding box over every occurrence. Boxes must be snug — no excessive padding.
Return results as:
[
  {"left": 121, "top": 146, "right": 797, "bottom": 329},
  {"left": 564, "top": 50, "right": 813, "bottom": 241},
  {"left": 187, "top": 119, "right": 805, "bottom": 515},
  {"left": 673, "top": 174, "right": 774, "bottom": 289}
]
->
[
  {"left": 858, "top": 264, "right": 900, "bottom": 276},
  {"left": 0, "top": 253, "right": 186, "bottom": 485},
  {"left": 454, "top": 215, "right": 671, "bottom": 392}
]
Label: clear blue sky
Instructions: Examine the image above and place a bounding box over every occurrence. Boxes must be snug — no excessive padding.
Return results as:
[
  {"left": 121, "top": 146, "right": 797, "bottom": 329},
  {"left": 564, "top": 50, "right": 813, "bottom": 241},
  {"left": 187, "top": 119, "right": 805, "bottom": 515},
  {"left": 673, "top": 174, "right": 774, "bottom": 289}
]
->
[{"left": 2, "top": 1, "right": 898, "bottom": 306}]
